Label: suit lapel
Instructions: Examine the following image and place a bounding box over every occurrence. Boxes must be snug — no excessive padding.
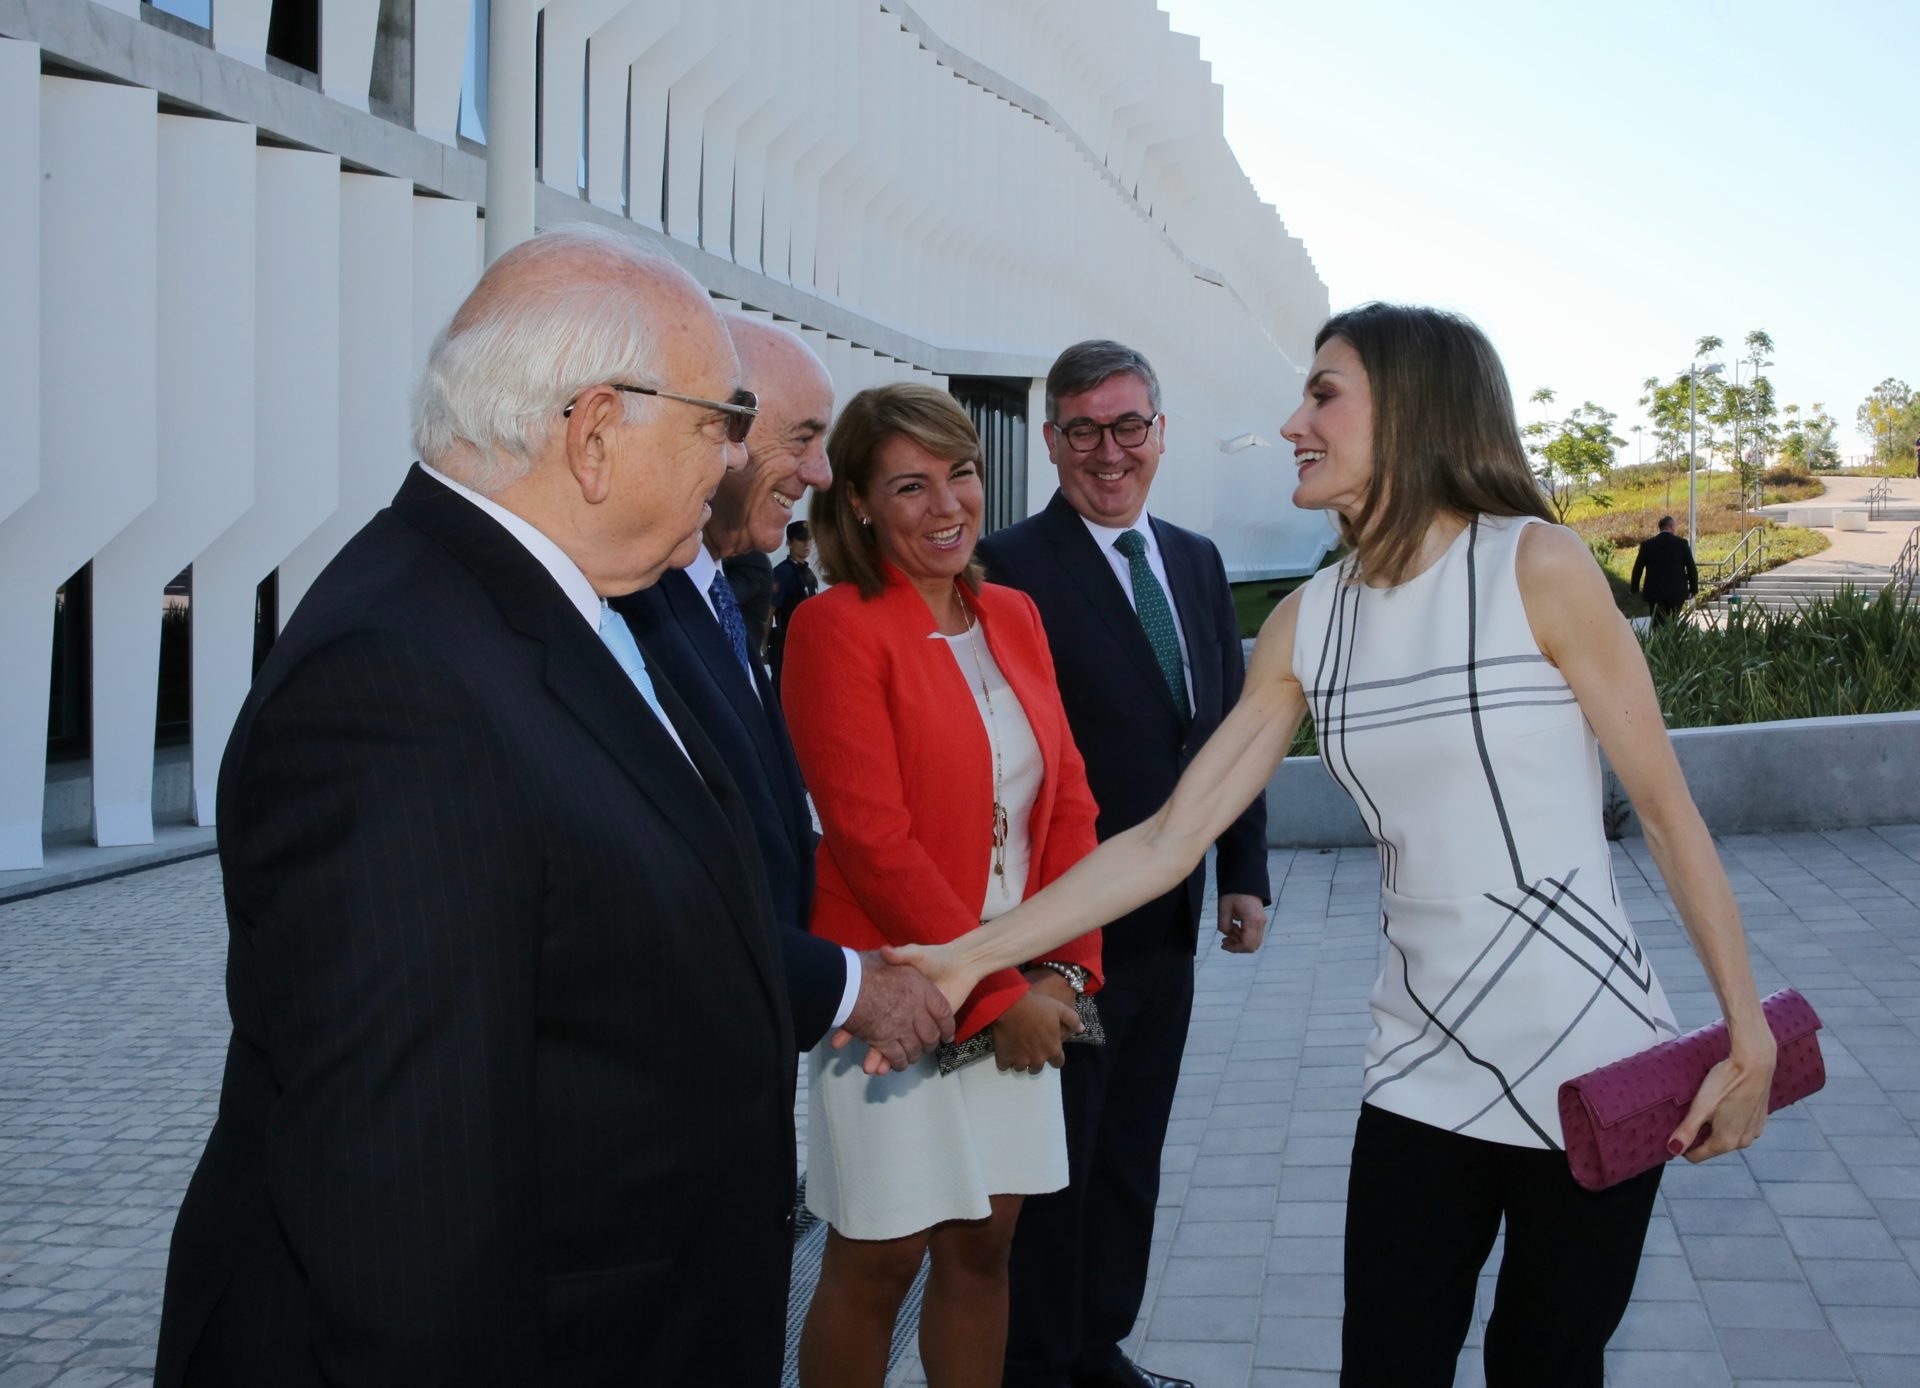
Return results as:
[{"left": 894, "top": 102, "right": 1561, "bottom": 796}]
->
[
  {"left": 392, "top": 468, "right": 787, "bottom": 1018},
  {"left": 1038, "top": 492, "right": 1182, "bottom": 720},
  {"left": 660, "top": 570, "right": 794, "bottom": 809}
]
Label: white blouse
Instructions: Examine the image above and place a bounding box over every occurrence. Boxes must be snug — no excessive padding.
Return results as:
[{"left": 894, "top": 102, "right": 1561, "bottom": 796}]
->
[{"left": 934, "top": 623, "right": 1043, "bottom": 922}]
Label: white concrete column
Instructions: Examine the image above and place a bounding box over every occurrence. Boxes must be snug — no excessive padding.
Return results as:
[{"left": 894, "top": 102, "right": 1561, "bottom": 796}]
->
[
  {"left": 581, "top": 3, "right": 676, "bottom": 216},
  {"left": 412, "top": 0, "right": 473, "bottom": 145},
  {"left": 0, "top": 78, "right": 163, "bottom": 869},
  {"left": 188, "top": 147, "right": 342, "bottom": 825},
  {"left": 322, "top": 0, "right": 384, "bottom": 112},
  {"left": 90, "top": 115, "right": 256, "bottom": 847},
  {"left": 214, "top": 0, "right": 273, "bottom": 69},
  {"left": 484, "top": 0, "right": 535, "bottom": 260},
  {"left": 0, "top": 41, "right": 39, "bottom": 532},
  {"left": 277, "top": 173, "right": 415, "bottom": 620}
]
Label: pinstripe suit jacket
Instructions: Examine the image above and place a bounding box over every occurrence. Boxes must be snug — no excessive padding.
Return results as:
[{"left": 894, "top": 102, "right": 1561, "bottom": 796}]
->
[{"left": 156, "top": 467, "right": 796, "bottom": 1386}]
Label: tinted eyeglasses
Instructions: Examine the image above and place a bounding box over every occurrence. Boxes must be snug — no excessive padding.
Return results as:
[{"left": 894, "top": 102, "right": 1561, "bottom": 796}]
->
[
  {"left": 1055, "top": 413, "right": 1158, "bottom": 453},
  {"left": 563, "top": 384, "right": 760, "bottom": 444}
]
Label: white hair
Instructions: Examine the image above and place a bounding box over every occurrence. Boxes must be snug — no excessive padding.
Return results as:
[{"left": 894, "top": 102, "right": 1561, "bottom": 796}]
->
[{"left": 411, "top": 224, "right": 681, "bottom": 494}]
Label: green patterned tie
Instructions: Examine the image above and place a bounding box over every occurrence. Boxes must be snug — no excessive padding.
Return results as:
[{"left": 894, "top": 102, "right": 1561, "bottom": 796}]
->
[{"left": 1114, "top": 528, "right": 1191, "bottom": 721}]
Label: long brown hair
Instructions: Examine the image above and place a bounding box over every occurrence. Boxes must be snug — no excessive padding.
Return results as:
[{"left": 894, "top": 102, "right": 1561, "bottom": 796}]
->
[
  {"left": 1319, "top": 303, "right": 1551, "bottom": 585},
  {"left": 814, "top": 383, "right": 987, "bottom": 599}
]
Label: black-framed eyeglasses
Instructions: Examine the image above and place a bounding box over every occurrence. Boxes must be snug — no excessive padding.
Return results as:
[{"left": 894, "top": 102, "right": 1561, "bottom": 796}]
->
[
  {"left": 1054, "top": 413, "right": 1158, "bottom": 453},
  {"left": 563, "top": 384, "right": 760, "bottom": 443}
]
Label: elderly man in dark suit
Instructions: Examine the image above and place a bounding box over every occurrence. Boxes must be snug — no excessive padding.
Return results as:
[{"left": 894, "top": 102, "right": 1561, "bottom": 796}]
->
[
  {"left": 1630, "top": 514, "right": 1699, "bottom": 626},
  {"left": 154, "top": 227, "right": 940, "bottom": 1388},
  {"left": 616, "top": 316, "right": 952, "bottom": 1068},
  {"left": 978, "top": 341, "right": 1271, "bottom": 1388}
]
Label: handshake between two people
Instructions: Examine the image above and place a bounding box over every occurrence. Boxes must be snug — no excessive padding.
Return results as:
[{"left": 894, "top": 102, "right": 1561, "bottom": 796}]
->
[
  {"left": 825, "top": 949, "right": 1074, "bottom": 1077},
  {"left": 830, "top": 891, "right": 1270, "bottom": 1075}
]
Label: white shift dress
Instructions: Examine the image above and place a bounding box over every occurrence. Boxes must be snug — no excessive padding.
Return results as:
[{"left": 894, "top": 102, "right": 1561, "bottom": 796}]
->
[
  {"left": 804, "top": 623, "right": 1070, "bottom": 1239},
  {"left": 1290, "top": 514, "right": 1679, "bottom": 1149}
]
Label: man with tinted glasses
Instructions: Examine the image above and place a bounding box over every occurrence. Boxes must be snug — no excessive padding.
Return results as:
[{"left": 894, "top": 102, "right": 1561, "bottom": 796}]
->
[
  {"left": 158, "top": 228, "right": 809, "bottom": 1385},
  {"left": 978, "top": 340, "right": 1271, "bottom": 1388}
]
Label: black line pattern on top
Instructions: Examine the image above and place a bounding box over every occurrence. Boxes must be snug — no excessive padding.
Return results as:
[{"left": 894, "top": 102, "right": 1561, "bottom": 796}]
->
[
  {"left": 1362, "top": 873, "right": 1576, "bottom": 1087},
  {"left": 1375, "top": 907, "right": 1560, "bottom": 1148},
  {"left": 1461, "top": 519, "right": 1527, "bottom": 889},
  {"left": 1300, "top": 651, "right": 1549, "bottom": 698},
  {"left": 1328, "top": 577, "right": 1397, "bottom": 891}
]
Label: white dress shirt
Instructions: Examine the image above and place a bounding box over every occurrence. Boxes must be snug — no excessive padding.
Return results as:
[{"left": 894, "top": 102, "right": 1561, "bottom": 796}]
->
[
  {"left": 419, "top": 464, "right": 694, "bottom": 758},
  {"left": 1078, "top": 511, "right": 1194, "bottom": 706}
]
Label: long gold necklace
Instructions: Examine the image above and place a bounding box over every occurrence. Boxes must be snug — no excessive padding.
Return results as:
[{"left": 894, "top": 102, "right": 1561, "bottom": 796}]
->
[{"left": 960, "top": 608, "right": 1010, "bottom": 883}]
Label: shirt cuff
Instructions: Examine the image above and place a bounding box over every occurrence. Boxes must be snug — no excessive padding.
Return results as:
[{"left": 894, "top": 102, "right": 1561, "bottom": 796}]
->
[{"left": 830, "top": 946, "right": 862, "bottom": 1032}]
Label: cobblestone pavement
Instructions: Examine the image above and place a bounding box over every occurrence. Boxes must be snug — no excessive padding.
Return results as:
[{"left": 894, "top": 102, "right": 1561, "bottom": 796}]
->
[{"left": 5, "top": 828, "right": 1919, "bottom": 1388}]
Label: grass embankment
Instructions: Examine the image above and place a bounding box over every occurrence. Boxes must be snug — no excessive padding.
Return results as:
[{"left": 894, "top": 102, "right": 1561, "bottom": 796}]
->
[{"left": 1563, "top": 462, "right": 1829, "bottom": 618}]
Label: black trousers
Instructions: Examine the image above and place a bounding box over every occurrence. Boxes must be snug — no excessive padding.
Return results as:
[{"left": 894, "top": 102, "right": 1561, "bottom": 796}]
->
[
  {"left": 1003, "top": 924, "right": 1195, "bottom": 1387},
  {"left": 1341, "top": 1104, "right": 1661, "bottom": 1388},
  {"left": 1647, "top": 597, "right": 1686, "bottom": 627}
]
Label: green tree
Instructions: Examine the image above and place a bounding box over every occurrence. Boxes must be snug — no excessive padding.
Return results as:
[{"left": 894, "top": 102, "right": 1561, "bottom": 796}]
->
[
  {"left": 1856, "top": 378, "right": 1920, "bottom": 470},
  {"left": 1639, "top": 374, "right": 1692, "bottom": 509},
  {"left": 1779, "top": 403, "right": 1840, "bottom": 473},
  {"left": 1533, "top": 401, "right": 1625, "bottom": 522},
  {"left": 1691, "top": 338, "right": 1725, "bottom": 503}
]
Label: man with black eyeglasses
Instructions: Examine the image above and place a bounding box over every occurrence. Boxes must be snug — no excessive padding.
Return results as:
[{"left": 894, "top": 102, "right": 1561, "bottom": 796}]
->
[{"left": 977, "top": 340, "right": 1271, "bottom": 1388}]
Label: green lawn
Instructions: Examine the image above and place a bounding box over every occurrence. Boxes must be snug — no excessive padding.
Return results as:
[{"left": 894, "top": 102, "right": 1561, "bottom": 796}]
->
[{"left": 1230, "top": 576, "right": 1308, "bottom": 639}]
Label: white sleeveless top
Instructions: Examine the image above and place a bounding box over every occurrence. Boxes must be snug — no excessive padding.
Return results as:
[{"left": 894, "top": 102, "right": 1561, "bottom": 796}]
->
[
  {"left": 1290, "top": 514, "right": 1678, "bottom": 1149},
  {"left": 935, "top": 624, "right": 1043, "bottom": 922}
]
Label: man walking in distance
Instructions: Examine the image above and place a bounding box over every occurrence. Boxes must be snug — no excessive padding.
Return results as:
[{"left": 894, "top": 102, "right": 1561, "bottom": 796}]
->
[
  {"left": 617, "top": 315, "right": 951, "bottom": 1069},
  {"left": 1630, "top": 514, "right": 1699, "bottom": 627},
  {"left": 979, "top": 340, "right": 1271, "bottom": 1388},
  {"left": 768, "top": 518, "right": 820, "bottom": 691},
  {"left": 154, "top": 228, "right": 941, "bottom": 1387}
]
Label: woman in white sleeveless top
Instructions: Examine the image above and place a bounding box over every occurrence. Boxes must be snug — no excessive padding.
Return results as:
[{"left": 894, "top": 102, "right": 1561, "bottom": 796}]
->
[{"left": 883, "top": 304, "right": 1777, "bottom": 1386}]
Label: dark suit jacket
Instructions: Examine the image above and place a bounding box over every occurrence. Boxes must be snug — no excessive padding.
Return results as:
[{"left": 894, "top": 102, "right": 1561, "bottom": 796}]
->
[
  {"left": 155, "top": 468, "right": 796, "bottom": 1387},
  {"left": 615, "top": 568, "right": 844, "bottom": 1046},
  {"left": 977, "top": 491, "right": 1269, "bottom": 961},
  {"left": 1631, "top": 530, "right": 1699, "bottom": 605}
]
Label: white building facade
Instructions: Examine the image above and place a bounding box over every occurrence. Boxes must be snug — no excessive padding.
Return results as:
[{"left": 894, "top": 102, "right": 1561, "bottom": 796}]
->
[{"left": 0, "top": 0, "right": 1329, "bottom": 869}]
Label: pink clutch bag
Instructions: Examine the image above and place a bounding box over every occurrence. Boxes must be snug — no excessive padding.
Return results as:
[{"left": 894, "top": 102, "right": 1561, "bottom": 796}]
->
[{"left": 1557, "top": 988, "right": 1825, "bottom": 1192}]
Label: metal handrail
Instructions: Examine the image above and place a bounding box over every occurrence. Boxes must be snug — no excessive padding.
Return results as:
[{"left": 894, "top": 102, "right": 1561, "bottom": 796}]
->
[
  {"left": 1698, "top": 525, "right": 1768, "bottom": 588},
  {"left": 1865, "top": 480, "right": 1892, "bottom": 520},
  {"left": 1685, "top": 526, "right": 1769, "bottom": 626},
  {"left": 1895, "top": 523, "right": 1920, "bottom": 598}
]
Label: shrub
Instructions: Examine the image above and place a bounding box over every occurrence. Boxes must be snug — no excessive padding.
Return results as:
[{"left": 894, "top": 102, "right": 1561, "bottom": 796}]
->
[
  {"left": 1642, "top": 589, "right": 1920, "bottom": 728},
  {"left": 1762, "top": 463, "right": 1811, "bottom": 486},
  {"left": 1288, "top": 588, "right": 1919, "bottom": 757}
]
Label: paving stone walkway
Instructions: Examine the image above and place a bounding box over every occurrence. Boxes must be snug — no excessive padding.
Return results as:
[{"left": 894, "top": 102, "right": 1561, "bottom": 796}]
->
[{"left": 4, "top": 827, "right": 1919, "bottom": 1387}]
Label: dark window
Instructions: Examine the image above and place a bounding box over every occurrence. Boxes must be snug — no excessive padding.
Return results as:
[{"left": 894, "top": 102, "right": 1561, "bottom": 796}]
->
[
  {"left": 48, "top": 565, "right": 91, "bottom": 764},
  {"left": 267, "top": 0, "right": 320, "bottom": 76},
  {"left": 157, "top": 568, "right": 191, "bottom": 748},
  {"left": 254, "top": 572, "right": 279, "bottom": 678},
  {"left": 948, "top": 377, "right": 1030, "bottom": 535}
]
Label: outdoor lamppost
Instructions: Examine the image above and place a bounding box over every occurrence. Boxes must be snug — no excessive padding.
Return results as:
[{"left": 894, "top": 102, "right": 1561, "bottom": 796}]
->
[{"left": 1686, "top": 361, "right": 1724, "bottom": 542}]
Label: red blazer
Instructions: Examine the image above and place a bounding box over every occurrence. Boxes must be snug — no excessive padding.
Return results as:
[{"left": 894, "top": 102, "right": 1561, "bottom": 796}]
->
[{"left": 783, "top": 566, "right": 1104, "bottom": 1041}]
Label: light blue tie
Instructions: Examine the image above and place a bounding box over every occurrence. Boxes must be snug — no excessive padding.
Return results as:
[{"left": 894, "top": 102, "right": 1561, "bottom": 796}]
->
[{"left": 597, "top": 602, "right": 680, "bottom": 740}]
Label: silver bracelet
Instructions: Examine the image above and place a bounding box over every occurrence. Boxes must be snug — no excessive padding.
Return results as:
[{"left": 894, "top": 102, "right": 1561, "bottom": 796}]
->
[{"left": 1029, "top": 960, "right": 1088, "bottom": 994}]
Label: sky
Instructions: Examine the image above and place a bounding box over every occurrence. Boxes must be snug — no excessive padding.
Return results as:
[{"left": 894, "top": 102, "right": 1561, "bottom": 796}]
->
[{"left": 1157, "top": 0, "right": 1918, "bottom": 462}]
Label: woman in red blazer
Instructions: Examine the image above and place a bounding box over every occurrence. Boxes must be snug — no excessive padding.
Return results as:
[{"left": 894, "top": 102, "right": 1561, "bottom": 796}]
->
[{"left": 785, "top": 384, "right": 1103, "bottom": 1388}]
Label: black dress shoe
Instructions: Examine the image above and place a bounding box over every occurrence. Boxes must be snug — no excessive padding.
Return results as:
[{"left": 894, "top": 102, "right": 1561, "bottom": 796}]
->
[{"left": 1069, "top": 1355, "right": 1196, "bottom": 1388}]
